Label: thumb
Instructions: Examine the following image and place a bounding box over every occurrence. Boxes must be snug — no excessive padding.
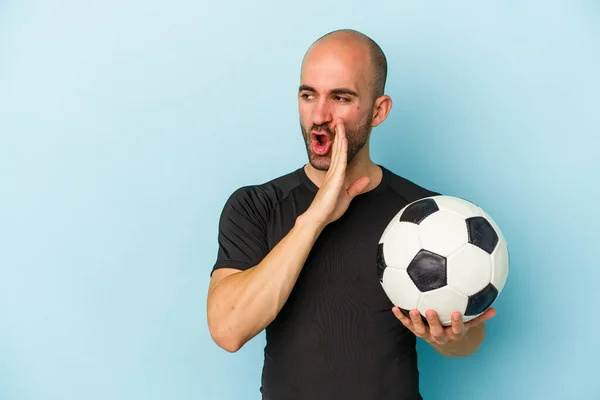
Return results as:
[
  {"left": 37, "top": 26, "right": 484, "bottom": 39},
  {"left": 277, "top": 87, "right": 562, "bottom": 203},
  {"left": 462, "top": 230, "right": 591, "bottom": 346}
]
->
[
  {"left": 346, "top": 176, "right": 370, "bottom": 199},
  {"left": 465, "top": 307, "right": 497, "bottom": 328}
]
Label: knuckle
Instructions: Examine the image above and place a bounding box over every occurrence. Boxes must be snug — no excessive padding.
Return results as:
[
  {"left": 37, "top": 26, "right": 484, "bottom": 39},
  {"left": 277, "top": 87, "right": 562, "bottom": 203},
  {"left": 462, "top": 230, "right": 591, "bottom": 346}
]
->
[{"left": 432, "top": 334, "right": 445, "bottom": 342}]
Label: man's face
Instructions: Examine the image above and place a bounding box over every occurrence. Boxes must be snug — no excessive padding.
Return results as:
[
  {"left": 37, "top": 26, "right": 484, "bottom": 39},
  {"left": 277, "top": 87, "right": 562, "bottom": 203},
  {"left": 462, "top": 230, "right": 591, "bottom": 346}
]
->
[{"left": 298, "top": 42, "right": 375, "bottom": 171}]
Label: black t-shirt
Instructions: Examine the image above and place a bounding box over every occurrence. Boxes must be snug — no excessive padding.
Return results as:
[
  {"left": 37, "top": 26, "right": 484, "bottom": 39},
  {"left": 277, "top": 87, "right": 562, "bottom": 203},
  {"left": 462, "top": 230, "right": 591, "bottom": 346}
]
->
[{"left": 212, "top": 165, "right": 438, "bottom": 400}]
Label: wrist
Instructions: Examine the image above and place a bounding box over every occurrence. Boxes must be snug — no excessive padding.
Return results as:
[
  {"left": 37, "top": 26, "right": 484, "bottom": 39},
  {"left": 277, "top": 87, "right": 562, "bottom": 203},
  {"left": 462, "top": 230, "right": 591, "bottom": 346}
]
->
[{"left": 296, "top": 211, "right": 327, "bottom": 236}]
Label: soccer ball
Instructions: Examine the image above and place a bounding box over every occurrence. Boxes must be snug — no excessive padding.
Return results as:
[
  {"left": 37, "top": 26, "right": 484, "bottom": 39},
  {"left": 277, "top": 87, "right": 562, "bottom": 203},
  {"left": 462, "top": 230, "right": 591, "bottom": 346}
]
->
[{"left": 377, "top": 195, "right": 509, "bottom": 326}]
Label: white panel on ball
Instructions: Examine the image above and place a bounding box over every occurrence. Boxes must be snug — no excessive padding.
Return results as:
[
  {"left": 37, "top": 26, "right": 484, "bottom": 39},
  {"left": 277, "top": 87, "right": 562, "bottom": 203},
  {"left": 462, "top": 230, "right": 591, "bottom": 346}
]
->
[
  {"left": 381, "top": 267, "right": 422, "bottom": 310},
  {"left": 417, "top": 286, "right": 469, "bottom": 326},
  {"left": 381, "top": 221, "right": 422, "bottom": 270},
  {"left": 491, "top": 240, "right": 509, "bottom": 291},
  {"left": 379, "top": 209, "right": 403, "bottom": 238},
  {"left": 419, "top": 211, "right": 468, "bottom": 257},
  {"left": 431, "top": 195, "right": 484, "bottom": 219},
  {"left": 447, "top": 244, "right": 492, "bottom": 296},
  {"left": 482, "top": 209, "right": 509, "bottom": 292}
]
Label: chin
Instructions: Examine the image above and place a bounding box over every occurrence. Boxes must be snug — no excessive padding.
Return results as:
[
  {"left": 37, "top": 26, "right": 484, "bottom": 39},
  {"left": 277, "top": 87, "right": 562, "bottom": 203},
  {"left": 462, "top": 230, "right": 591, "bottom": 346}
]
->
[{"left": 308, "top": 155, "right": 331, "bottom": 171}]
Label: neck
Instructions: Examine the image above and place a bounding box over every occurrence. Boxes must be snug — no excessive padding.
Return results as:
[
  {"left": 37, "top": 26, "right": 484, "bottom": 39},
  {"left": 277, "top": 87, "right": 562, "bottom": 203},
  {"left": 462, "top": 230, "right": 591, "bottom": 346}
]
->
[{"left": 304, "top": 146, "right": 383, "bottom": 193}]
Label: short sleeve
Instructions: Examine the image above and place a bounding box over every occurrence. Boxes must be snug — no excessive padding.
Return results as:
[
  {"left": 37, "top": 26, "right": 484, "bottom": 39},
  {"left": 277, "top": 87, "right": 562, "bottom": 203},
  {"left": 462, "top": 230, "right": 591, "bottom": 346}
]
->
[{"left": 211, "top": 186, "right": 271, "bottom": 276}]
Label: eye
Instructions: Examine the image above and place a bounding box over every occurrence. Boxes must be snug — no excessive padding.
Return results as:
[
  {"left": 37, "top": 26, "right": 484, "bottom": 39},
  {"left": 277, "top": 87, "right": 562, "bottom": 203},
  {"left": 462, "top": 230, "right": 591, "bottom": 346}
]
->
[
  {"left": 300, "top": 92, "right": 314, "bottom": 100},
  {"left": 334, "top": 96, "right": 351, "bottom": 103}
]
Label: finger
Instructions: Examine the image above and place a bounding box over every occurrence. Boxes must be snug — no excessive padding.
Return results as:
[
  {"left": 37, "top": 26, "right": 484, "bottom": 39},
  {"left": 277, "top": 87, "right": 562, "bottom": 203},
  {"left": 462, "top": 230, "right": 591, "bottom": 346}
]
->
[
  {"left": 409, "top": 309, "right": 427, "bottom": 338},
  {"left": 346, "top": 176, "right": 370, "bottom": 198},
  {"left": 465, "top": 307, "right": 496, "bottom": 328},
  {"left": 426, "top": 310, "right": 446, "bottom": 345},
  {"left": 339, "top": 134, "right": 348, "bottom": 169},
  {"left": 330, "top": 120, "right": 344, "bottom": 174},
  {"left": 334, "top": 117, "right": 346, "bottom": 139},
  {"left": 335, "top": 119, "right": 348, "bottom": 171},
  {"left": 392, "top": 306, "right": 413, "bottom": 328},
  {"left": 327, "top": 128, "right": 341, "bottom": 176},
  {"left": 449, "top": 312, "right": 465, "bottom": 339}
]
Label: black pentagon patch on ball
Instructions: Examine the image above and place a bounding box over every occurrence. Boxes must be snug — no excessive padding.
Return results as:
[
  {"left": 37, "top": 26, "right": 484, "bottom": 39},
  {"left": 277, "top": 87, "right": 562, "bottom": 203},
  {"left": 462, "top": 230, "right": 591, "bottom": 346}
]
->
[
  {"left": 400, "top": 198, "right": 439, "bottom": 225},
  {"left": 407, "top": 249, "right": 447, "bottom": 292},
  {"left": 466, "top": 216, "right": 498, "bottom": 254},
  {"left": 376, "top": 243, "right": 387, "bottom": 283},
  {"left": 465, "top": 283, "right": 499, "bottom": 316}
]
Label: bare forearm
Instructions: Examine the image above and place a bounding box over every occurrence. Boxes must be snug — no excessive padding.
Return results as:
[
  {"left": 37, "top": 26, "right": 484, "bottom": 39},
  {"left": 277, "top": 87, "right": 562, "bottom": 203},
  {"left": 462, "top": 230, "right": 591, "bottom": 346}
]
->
[
  {"left": 207, "top": 213, "right": 324, "bottom": 351},
  {"left": 432, "top": 324, "right": 486, "bottom": 358}
]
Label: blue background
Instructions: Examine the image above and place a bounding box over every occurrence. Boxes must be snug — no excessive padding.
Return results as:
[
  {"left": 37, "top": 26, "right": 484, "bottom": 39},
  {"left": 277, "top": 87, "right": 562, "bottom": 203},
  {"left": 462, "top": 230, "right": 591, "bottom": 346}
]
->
[{"left": 1, "top": 1, "right": 599, "bottom": 399}]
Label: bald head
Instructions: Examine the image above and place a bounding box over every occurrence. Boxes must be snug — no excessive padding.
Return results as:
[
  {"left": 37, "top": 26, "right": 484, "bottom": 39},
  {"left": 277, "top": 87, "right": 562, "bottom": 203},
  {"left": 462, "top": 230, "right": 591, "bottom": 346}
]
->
[{"left": 303, "top": 29, "right": 388, "bottom": 99}]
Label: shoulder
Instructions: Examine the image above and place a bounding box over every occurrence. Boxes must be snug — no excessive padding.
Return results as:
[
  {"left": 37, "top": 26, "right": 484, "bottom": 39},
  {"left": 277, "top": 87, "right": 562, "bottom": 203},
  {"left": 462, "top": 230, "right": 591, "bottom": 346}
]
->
[
  {"left": 221, "top": 168, "right": 305, "bottom": 219},
  {"left": 382, "top": 166, "right": 441, "bottom": 203}
]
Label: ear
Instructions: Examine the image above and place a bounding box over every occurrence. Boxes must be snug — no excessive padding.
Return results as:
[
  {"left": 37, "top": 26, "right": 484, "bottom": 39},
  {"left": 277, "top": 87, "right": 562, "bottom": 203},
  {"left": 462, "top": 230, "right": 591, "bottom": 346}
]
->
[{"left": 371, "top": 95, "right": 393, "bottom": 127}]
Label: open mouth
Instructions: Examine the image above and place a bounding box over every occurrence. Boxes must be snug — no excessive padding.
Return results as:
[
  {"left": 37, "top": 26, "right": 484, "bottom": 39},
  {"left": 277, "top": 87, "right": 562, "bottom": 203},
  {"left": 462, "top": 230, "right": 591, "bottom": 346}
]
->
[{"left": 311, "top": 133, "right": 332, "bottom": 156}]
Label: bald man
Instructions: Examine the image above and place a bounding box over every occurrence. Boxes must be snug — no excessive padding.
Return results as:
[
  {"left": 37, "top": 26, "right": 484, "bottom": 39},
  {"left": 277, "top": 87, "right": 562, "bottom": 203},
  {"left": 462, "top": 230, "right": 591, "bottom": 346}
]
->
[{"left": 207, "top": 29, "right": 494, "bottom": 400}]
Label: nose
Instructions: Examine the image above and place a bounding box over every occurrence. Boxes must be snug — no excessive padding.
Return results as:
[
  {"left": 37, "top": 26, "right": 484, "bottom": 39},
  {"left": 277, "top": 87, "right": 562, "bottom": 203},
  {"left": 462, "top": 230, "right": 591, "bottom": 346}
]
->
[{"left": 311, "top": 98, "right": 332, "bottom": 127}]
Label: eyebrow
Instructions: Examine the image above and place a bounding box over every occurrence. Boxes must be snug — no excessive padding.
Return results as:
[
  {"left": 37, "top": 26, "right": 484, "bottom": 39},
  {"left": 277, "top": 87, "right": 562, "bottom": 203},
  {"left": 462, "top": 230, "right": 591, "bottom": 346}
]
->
[{"left": 298, "top": 85, "right": 359, "bottom": 97}]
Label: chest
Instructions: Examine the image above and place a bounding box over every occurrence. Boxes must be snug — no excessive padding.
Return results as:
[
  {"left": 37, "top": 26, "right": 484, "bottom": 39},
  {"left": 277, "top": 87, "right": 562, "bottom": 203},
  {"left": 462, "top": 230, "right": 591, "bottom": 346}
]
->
[{"left": 267, "top": 194, "right": 406, "bottom": 308}]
